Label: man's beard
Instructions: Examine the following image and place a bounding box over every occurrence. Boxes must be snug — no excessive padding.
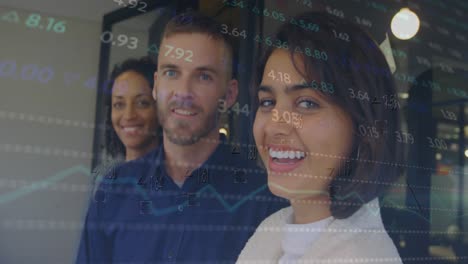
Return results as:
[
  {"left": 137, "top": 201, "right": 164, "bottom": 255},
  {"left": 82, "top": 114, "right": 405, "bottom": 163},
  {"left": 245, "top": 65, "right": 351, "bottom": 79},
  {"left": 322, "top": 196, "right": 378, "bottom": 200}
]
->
[{"left": 158, "top": 102, "right": 220, "bottom": 146}]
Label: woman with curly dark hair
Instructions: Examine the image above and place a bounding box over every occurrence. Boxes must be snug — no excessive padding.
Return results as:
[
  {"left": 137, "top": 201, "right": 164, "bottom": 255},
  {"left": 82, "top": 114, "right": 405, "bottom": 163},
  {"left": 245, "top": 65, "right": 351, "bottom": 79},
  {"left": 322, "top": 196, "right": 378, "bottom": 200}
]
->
[
  {"left": 238, "top": 12, "right": 403, "bottom": 263},
  {"left": 92, "top": 57, "right": 160, "bottom": 191}
]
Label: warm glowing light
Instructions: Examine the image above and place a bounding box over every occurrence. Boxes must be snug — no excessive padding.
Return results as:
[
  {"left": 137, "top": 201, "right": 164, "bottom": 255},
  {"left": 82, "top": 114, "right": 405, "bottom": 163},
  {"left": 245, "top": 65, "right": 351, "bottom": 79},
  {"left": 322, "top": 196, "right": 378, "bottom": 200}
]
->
[
  {"left": 464, "top": 149, "right": 468, "bottom": 158},
  {"left": 219, "top": 128, "right": 228, "bottom": 136},
  {"left": 391, "top": 8, "right": 420, "bottom": 40},
  {"left": 399, "top": 92, "right": 409, "bottom": 99}
]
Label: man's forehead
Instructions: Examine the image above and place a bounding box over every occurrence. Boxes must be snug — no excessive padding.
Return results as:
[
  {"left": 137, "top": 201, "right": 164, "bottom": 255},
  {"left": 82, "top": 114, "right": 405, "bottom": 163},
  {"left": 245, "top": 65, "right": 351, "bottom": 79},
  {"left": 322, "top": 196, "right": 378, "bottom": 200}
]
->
[
  {"left": 159, "top": 33, "right": 226, "bottom": 57},
  {"left": 163, "top": 31, "right": 217, "bottom": 40},
  {"left": 158, "top": 33, "right": 229, "bottom": 68},
  {"left": 162, "top": 32, "right": 225, "bottom": 50}
]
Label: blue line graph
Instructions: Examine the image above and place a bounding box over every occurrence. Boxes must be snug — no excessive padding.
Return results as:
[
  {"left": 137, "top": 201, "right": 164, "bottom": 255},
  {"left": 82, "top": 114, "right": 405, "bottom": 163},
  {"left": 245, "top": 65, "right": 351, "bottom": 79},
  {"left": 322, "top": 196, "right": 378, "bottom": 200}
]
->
[
  {"left": 0, "top": 165, "right": 466, "bottom": 224},
  {"left": 0, "top": 165, "right": 90, "bottom": 205},
  {"left": 95, "top": 172, "right": 269, "bottom": 216},
  {"left": 0, "top": 164, "right": 269, "bottom": 216},
  {"left": 139, "top": 184, "right": 268, "bottom": 216}
]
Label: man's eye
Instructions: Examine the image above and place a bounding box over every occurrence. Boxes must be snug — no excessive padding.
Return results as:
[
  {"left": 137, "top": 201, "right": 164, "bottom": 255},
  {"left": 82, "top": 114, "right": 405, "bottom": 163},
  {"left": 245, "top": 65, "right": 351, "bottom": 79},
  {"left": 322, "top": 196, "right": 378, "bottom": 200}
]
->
[
  {"left": 199, "top": 73, "right": 212, "bottom": 81},
  {"left": 164, "top": 70, "right": 177, "bottom": 77},
  {"left": 259, "top": 99, "right": 275, "bottom": 108}
]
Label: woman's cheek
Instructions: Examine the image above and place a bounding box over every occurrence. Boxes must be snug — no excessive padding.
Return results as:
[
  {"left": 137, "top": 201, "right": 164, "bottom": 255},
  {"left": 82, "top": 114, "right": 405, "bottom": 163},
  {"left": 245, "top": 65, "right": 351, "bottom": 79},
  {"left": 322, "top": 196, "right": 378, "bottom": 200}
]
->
[{"left": 111, "top": 111, "right": 120, "bottom": 129}]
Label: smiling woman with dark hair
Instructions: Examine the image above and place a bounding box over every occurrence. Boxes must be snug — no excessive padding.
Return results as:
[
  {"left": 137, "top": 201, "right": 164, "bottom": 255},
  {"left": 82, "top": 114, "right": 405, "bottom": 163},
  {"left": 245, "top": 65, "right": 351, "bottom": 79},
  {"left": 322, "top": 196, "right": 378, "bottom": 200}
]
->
[
  {"left": 105, "top": 56, "right": 159, "bottom": 161},
  {"left": 91, "top": 56, "right": 160, "bottom": 195},
  {"left": 238, "top": 12, "right": 404, "bottom": 263}
]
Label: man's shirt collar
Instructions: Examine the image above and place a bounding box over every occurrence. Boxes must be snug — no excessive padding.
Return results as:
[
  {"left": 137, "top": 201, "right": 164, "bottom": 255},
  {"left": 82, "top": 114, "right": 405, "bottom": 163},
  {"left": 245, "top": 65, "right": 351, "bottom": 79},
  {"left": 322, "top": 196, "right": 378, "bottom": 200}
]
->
[{"left": 149, "top": 134, "right": 233, "bottom": 189}]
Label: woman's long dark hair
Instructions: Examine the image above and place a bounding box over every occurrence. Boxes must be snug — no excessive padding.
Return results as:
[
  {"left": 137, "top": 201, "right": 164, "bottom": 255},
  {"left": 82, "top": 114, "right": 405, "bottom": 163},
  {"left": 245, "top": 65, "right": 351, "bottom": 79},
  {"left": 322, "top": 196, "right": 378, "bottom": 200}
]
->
[
  {"left": 104, "top": 57, "right": 158, "bottom": 159},
  {"left": 256, "top": 12, "right": 404, "bottom": 219}
]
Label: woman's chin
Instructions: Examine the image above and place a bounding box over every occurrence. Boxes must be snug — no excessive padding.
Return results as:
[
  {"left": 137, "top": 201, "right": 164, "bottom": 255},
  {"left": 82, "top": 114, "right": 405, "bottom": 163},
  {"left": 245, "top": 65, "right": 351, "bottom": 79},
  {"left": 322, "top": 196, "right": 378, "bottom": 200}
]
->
[
  {"left": 121, "top": 139, "right": 151, "bottom": 151},
  {"left": 267, "top": 180, "right": 299, "bottom": 201},
  {"left": 122, "top": 140, "right": 143, "bottom": 148},
  {"left": 267, "top": 178, "right": 327, "bottom": 201}
]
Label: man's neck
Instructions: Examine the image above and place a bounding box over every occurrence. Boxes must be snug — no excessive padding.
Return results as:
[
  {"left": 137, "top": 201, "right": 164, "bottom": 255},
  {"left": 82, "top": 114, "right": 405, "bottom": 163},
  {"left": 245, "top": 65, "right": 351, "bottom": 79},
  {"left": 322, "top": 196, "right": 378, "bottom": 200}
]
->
[{"left": 163, "top": 130, "right": 220, "bottom": 182}]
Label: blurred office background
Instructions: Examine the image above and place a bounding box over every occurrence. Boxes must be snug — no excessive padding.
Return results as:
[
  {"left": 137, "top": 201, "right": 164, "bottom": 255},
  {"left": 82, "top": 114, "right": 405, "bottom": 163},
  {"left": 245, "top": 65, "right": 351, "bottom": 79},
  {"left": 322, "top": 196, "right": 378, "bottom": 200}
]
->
[{"left": 0, "top": 0, "right": 467, "bottom": 263}]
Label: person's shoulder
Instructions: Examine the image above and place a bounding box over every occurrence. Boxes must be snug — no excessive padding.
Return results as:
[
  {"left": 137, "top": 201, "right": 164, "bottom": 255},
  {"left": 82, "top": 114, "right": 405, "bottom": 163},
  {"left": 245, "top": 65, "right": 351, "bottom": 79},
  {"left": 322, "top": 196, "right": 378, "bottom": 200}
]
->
[
  {"left": 98, "top": 148, "right": 160, "bottom": 191},
  {"left": 257, "top": 206, "right": 292, "bottom": 228},
  {"left": 301, "top": 222, "right": 402, "bottom": 262},
  {"left": 228, "top": 151, "right": 267, "bottom": 184},
  {"left": 118, "top": 148, "right": 160, "bottom": 175},
  {"left": 237, "top": 207, "right": 291, "bottom": 263},
  {"left": 215, "top": 143, "right": 267, "bottom": 185},
  {"left": 323, "top": 231, "right": 402, "bottom": 262},
  {"left": 309, "top": 200, "right": 402, "bottom": 262},
  {"left": 91, "top": 158, "right": 123, "bottom": 193},
  {"left": 92, "top": 159, "right": 121, "bottom": 176}
]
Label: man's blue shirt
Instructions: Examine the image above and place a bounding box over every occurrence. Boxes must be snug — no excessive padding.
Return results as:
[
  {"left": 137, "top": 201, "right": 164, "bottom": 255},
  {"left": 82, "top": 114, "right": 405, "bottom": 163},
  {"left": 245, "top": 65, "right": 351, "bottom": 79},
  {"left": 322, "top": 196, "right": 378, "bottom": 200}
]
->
[{"left": 76, "top": 137, "right": 288, "bottom": 263}]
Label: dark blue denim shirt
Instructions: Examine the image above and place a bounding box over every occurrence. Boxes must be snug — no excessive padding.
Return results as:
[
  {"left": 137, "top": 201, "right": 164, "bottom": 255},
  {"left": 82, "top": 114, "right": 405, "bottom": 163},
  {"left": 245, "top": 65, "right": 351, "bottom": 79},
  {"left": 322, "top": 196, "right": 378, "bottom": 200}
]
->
[{"left": 76, "top": 136, "right": 288, "bottom": 263}]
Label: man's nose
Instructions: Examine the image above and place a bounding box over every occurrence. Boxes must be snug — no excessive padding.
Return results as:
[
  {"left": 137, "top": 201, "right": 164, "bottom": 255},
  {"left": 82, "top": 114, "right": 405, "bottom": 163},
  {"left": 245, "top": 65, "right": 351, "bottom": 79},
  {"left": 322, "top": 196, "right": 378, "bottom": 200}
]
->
[{"left": 174, "top": 77, "right": 194, "bottom": 100}]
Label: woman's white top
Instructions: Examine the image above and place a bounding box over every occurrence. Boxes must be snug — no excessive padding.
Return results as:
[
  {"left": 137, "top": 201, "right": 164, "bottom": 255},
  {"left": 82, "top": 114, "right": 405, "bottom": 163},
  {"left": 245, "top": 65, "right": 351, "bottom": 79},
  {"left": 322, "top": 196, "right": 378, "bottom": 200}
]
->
[
  {"left": 237, "top": 198, "right": 403, "bottom": 264},
  {"left": 279, "top": 216, "right": 333, "bottom": 263}
]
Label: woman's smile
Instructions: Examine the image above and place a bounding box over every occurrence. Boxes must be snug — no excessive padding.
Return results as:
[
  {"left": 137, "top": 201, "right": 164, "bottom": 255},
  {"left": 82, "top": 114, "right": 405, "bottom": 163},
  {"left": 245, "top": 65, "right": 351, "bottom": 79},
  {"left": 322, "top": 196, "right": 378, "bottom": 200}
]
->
[
  {"left": 120, "top": 124, "right": 145, "bottom": 136},
  {"left": 267, "top": 144, "right": 306, "bottom": 173}
]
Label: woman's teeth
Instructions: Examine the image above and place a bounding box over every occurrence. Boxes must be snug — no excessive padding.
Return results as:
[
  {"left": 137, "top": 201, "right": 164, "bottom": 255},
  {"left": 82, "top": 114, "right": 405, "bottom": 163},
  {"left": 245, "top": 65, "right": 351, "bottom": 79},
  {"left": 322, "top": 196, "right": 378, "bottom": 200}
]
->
[
  {"left": 123, "top": 126, "right": 140, "bottom": 132},
  {"left": 269, "top": 149, "right": 305, "bottom": 159}
]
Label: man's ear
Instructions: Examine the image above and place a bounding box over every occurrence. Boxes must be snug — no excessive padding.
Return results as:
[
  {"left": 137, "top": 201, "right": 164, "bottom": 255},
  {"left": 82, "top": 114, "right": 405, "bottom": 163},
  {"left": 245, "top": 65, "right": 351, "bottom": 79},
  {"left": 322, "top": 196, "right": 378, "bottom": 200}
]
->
[
  {"left": 225, "top": 79, "right": 239, "bottom": 108},
  {"left": 152, "top": 71, "right": 158, "bottom": 101}
]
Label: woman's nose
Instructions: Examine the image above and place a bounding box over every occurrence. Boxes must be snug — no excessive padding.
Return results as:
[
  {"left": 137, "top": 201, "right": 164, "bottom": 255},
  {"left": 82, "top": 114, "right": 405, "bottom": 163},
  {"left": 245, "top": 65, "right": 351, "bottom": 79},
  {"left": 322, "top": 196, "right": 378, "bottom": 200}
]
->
[
  {"left": 266, "top": 108, "right": 296, "bottom": 136},
  {"left": 123, "top": 105, "right": 137, "bottom": 120}
]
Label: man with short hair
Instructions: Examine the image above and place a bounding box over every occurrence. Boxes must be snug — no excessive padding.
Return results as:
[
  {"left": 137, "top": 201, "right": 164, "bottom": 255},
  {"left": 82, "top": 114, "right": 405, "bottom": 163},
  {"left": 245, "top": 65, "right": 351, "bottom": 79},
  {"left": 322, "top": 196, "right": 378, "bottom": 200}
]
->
[{"left": 76, "top": 12, "right": 286, "bottom": 263}]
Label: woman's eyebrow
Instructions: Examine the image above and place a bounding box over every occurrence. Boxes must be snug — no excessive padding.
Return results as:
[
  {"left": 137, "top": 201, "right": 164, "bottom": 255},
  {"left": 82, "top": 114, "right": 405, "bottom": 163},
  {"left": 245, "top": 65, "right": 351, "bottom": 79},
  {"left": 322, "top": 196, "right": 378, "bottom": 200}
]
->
[
  {"left": 284, "top": 84, "right": 313, "bottom": 93},
  {"left": 257, "top": 84, "right": 312, "bottom": 95},
  {"left": 256, "top": 85, "right": 273, "bottom": 94}
]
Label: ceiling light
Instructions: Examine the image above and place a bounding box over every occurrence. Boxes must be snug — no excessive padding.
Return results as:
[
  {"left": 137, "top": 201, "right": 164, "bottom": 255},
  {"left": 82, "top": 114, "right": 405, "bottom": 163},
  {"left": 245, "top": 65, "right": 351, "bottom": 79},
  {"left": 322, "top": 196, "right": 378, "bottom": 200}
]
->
[
  {"left": 219, "top": 128, "right": 228, "bottom": 136},
  {"left": 391, "top": 8, "right": 420, "bottom": 40}
]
